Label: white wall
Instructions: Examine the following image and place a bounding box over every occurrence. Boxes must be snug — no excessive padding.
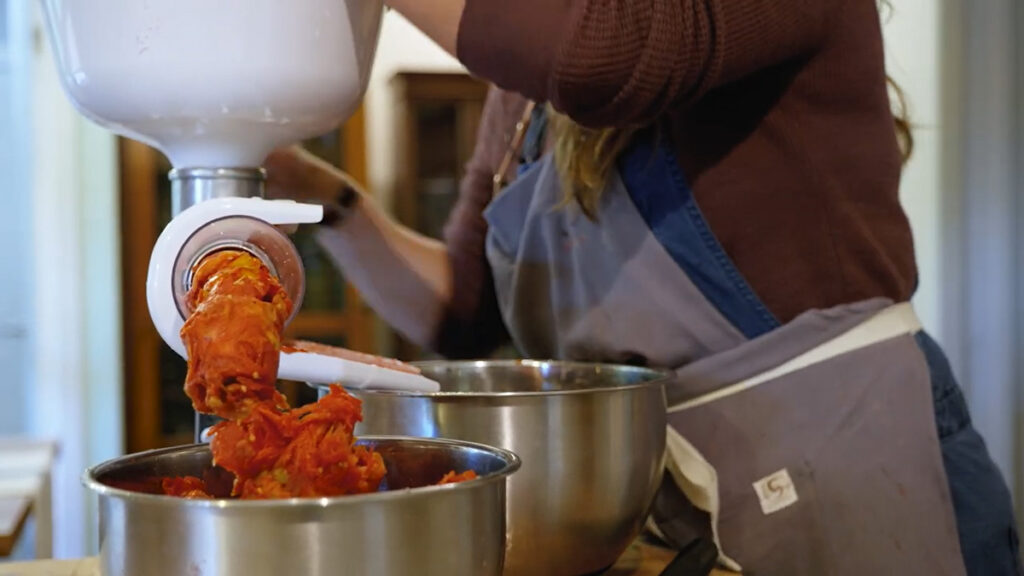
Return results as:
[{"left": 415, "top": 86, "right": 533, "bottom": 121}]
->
[
  {"left": 881, "top": 0, "right": 946, "bottom": 345},
  {"left": 0, "top": 0, "right": 122, "bottom": 558},
  {"left": 882, "top": 1, "right": 1022, "bottom": 511},
  {"left": 954, "top": 0, "right": 1021, "bottom": 499},
  {"left": 363, "top": 11, "right": 464, "bottom": 208},
  {"left": 29, "top": 1, "right": 123, "bottom": 557},
  {"left": 0, "top": 0, "right": 33, "bottom": 435}
]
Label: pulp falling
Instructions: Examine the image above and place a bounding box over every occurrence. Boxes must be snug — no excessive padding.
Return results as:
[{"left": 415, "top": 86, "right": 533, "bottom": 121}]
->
[{"left": 173, "top": 250, "right": 387, "bottom": 499}]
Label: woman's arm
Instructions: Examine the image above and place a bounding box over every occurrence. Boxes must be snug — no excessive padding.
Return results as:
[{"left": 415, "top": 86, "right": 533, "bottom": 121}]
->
[
  {"left": 266, "top": 147, "right": 453, "bottom": 348},
  {"left": 263, "top": 88, "right": 519, "bottom": 356},
  {"left": 387, "top": 0, "right": 842, "bottom": 127},
  {"left": 315, "top": 190, "right": 453, "bottom": 349}
]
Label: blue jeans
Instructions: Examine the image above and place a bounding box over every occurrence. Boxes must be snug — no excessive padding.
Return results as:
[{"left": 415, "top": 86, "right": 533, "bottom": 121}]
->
[{"left": 917, "top": 332, "right": 1023, "bottom": 575}]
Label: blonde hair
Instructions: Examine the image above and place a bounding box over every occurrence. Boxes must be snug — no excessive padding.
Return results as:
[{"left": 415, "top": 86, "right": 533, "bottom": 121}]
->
[
  {"left": 551, "top": 3, "right": 913, "bottom": 218},
  {"left": 549, "top": 110, "right": 640, "bottom": 218}
]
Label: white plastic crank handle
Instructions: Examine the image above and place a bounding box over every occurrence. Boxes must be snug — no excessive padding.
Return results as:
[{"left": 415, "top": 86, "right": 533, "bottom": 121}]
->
[{"left": 279, "top": 352, "right": 440, "bottom": 393}]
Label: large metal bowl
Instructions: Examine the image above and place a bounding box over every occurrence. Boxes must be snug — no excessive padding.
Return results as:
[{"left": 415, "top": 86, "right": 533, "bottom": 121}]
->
[
  {"left": 327, "top": 360, "right": 669, "bottom": 575},
  {"left": 85, "top": 436, "right": 521, "bottom": 576}
]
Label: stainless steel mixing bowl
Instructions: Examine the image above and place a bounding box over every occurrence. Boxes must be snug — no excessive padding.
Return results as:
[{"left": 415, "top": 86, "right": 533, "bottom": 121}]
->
[
  {"left": 85, "top": 436, "right": 521, "bottom": 576},
  {"left": 327, "top": 360, "right": 670, "bottom": 576}
]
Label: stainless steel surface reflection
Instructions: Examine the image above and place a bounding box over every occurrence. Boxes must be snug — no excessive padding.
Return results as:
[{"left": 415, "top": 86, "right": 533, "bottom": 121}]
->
[
  {"left": 85, "top": 437, "right": 520, "bottom": 576},
  {"left": 329, "top": 360, "right": 670, "bottom": 576},
  {"left": 169, "top": 167, "right": 265, "bottom": 216}
]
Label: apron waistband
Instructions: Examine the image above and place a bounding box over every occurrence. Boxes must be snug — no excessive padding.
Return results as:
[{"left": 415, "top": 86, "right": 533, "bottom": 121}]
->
[{"left": 669, "top": 302, "right": 921, "bottom": 412}]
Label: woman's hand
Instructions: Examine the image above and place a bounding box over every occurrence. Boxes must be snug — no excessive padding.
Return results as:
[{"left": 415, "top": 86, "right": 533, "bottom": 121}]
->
[
  {"left": 262, "top": 144, "right": 453, "bottom": 349},
  {"left": 264, "top": 146, "right": 364, "bottom": 205}
]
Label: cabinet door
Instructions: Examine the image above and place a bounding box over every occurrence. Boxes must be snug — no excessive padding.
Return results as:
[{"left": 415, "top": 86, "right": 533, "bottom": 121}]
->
[{"left": 120, "top": 109, "right": 374, "bottom": 452}]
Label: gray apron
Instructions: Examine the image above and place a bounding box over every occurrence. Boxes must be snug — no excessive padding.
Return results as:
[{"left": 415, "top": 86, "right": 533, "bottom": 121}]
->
[{"left": 483, "top": 127, "right": 967, "bottom": 574}]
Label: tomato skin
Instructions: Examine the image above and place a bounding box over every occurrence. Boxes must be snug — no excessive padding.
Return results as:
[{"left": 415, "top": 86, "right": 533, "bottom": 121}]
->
[
  {"left": 210, "top": 385, "right": 386, "bottom": 499},
  {"left": 162, "top": 251, "right": 474, "bottom": 500}
]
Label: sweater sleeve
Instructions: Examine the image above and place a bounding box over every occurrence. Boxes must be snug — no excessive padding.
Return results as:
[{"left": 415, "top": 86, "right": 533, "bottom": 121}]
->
[
  {"left": 456, "top": 0, "right": 840, "bottom": 126},
  {"left": 433, "top": 87, "right": 529, "bottom": 358}
]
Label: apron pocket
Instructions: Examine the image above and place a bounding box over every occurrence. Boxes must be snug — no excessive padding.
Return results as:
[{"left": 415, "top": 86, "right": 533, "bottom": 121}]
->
[{"left": 665, "top": 335, "right": 967, "bottom": 576}]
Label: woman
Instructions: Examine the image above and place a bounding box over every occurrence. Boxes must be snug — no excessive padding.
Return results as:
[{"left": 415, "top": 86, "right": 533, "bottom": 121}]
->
[{"left": 265, "top": 0, "right": 1021, "bottom": 573}]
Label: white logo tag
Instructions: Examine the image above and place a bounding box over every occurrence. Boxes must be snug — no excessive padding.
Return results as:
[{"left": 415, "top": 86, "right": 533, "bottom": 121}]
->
[{"left": 753, "top": 468, "right": 799, "bottom": 515}]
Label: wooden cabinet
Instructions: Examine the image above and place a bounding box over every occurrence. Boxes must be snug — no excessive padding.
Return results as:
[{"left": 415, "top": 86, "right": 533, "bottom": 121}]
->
[
  {"left": 388, "top": 72, "right": 490, "bottom": 360},
  {"left": 119, "top": 108, "right": 376, "bottom": 453}
]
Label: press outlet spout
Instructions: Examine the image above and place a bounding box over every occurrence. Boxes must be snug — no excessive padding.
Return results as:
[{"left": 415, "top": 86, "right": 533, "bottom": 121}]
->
[
  {"left": 163, "top": 204, "right": 307, "bottom": 445},
  {"left": 169, "top": 215, "right": 306, "bottom": 327},
  {"left": 170, "top": 167, "right": 266, "bottom": 216},
  {"left": 181, "top": 226, "right": 288, "bottom": 445}
]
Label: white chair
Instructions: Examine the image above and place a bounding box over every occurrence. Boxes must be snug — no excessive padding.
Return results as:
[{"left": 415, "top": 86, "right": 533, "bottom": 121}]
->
[{"left": 0, "top": 439, "right": 57, "bottom": 559}]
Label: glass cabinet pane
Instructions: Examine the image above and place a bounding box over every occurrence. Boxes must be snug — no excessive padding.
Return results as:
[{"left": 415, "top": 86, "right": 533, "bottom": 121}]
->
[{"left": 414, "top": 104, "right": 459, "bottom": 240}]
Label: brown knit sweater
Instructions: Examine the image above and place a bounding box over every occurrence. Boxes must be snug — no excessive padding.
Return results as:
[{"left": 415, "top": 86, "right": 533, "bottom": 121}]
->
[{"left": 436, "top": 0, "right": 917, "bottom": 358}]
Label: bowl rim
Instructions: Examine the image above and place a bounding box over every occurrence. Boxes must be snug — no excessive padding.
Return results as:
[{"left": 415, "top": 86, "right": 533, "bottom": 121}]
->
[
  {"left": 331, "top": 359, "right": 673, "bottom": 398},
  {"left": 83, "top": 436, "right": 521, "bottom": 508}
]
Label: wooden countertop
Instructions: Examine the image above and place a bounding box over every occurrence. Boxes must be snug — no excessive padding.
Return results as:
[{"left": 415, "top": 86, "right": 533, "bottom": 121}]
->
[
  {"left": 0, "top": 540, "right": 738, "bottom": 575},
  {"left": 605, "top": 539, "right": 736, "bottom": 575}
]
